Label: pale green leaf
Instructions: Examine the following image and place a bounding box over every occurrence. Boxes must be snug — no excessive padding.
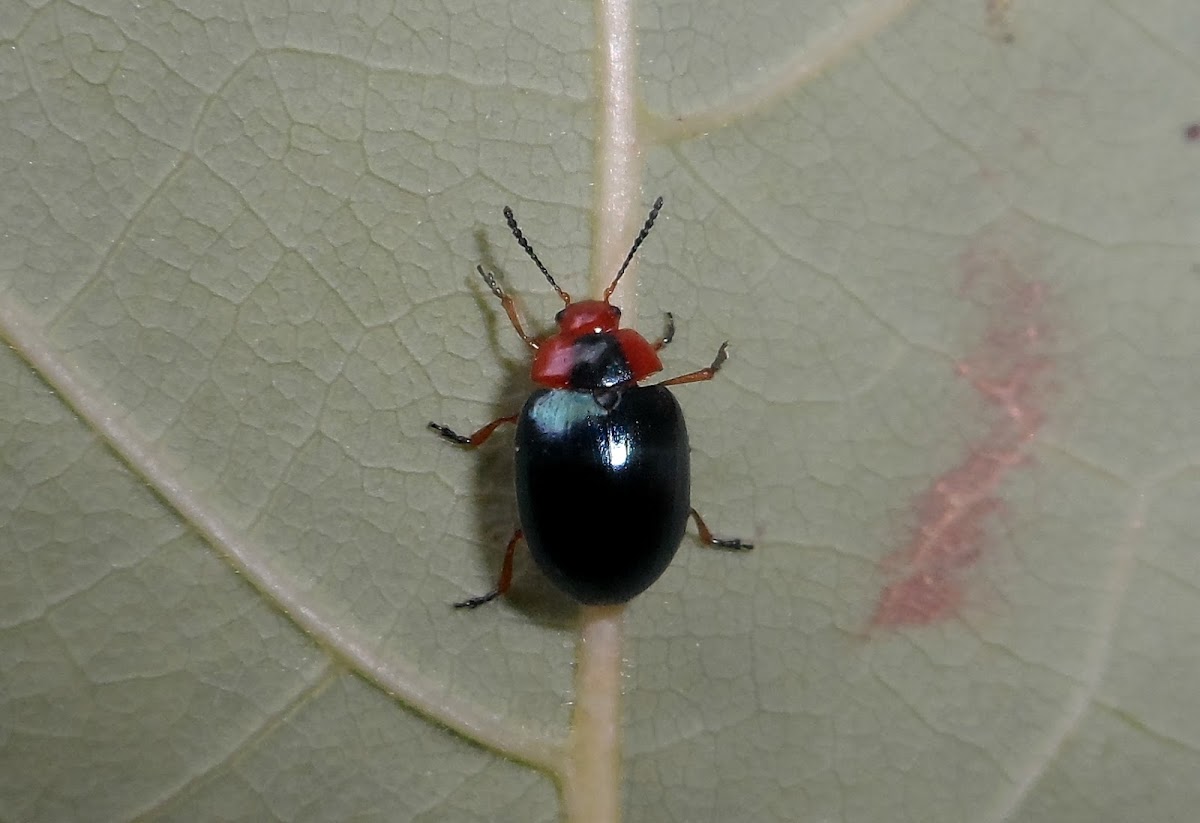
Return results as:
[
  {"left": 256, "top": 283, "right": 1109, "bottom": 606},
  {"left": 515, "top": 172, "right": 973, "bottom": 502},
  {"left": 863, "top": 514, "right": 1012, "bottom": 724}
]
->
[{"left": 3, "top": 1, "right": 1199, "bottom": 821}]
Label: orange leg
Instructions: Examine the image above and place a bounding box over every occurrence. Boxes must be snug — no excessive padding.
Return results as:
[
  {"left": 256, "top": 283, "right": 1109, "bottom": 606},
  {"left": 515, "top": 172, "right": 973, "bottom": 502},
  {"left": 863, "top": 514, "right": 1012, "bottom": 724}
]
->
[
  {"left": 455, "top": 529, "right": 523, "bottom": 608},
  {"left": 690, "top": 508, "right": 753, "bottom": 550},
  {"left": 658, "top": 342, "right": 728, "bottom": 388},
  {"left": 428, "top": 414, "right": 517, "bottom": 447},
  {"left": 475, "top": 265, "right": 539, "bottom": 350}
]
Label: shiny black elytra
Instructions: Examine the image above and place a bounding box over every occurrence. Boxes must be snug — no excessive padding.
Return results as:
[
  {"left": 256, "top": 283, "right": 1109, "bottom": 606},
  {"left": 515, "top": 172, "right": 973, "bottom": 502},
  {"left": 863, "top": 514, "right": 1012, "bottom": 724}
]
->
[{"left": 429, "top": 197, "right": 752, "bottom": 607}]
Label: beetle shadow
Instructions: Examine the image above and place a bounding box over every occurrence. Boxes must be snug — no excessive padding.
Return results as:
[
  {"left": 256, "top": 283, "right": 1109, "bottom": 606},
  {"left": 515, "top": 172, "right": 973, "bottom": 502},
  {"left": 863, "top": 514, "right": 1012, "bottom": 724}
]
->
[{"left": 457, "top": 228, "right": 579, "bottom": 628}]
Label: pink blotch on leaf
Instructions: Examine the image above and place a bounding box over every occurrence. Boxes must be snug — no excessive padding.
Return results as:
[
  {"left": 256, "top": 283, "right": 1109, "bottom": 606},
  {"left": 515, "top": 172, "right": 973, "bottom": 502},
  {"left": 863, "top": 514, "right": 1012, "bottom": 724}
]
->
[{"left": 872, "top": 250, "right": 1051, "bottom": 628}]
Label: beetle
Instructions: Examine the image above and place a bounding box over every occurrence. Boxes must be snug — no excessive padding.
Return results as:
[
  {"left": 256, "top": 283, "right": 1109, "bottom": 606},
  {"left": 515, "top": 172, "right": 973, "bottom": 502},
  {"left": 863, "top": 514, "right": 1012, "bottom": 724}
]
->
[{"left": 430, "top": 197, "right": 752, "bottom": 607}]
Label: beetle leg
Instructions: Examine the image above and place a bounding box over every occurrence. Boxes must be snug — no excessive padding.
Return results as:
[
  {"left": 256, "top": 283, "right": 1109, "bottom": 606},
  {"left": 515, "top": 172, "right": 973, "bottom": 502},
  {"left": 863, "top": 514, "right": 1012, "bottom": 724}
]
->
[
  {"left": 475, "top": 265, "right": 539, "bottom": 350},
  {"left": 428, "top": 415, "right": 518, "bottom": 447},
  {"left": 653, "top": 312, "right": 675, "bottom": 351},
  {"left": 689, "top": 508, "right": 753, "bottom": 550},
  {"left": 454, "top": 529, "right": 523, "bottom": 608},
  {"left": 656, "top": 341, "right": 728, "bottom": 388}
]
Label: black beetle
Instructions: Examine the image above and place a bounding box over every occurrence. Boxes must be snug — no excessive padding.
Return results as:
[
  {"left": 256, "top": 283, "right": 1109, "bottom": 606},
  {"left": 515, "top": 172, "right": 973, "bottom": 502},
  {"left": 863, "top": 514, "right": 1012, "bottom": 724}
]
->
[{"left": 430, "top": 197, "right": 752, "bottom": 607}]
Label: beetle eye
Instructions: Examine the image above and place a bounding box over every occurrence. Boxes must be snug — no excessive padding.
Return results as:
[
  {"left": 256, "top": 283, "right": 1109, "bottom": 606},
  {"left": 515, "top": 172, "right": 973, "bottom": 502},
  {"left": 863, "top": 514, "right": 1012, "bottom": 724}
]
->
[
  {"left": 611, "top": 306, "right": 621, "bottom": 318},
  {"left": 555, "top": 308, "right": 566, "bottom": 324}
]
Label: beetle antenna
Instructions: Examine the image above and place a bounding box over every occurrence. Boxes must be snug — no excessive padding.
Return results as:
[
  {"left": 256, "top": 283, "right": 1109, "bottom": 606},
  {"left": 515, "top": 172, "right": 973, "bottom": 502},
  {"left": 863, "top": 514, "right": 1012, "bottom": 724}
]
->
[
  {"left": 604, "top": 196, "right": 664, "bottom": 302},
  {"left": 503, "top": 206, "right": 571, "bottom": 305}
]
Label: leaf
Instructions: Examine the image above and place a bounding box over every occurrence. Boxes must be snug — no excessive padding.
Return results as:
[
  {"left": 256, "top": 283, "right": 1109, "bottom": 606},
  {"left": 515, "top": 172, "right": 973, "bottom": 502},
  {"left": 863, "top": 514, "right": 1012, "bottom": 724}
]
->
[{"left": 3, "top": 0, "right": 1200, "bottom": 821}]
